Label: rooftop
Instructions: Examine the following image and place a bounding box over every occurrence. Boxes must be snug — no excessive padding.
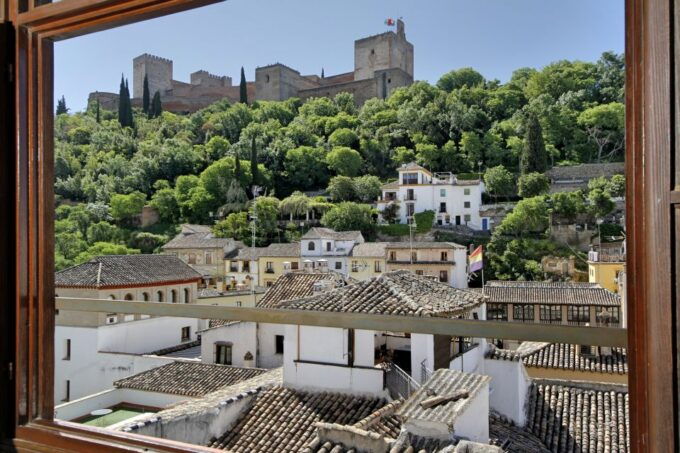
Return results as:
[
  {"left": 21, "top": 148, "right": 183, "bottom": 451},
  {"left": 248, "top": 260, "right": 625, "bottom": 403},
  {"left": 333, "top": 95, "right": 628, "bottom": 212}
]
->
[
  {"left": 496, "top": 343, "right": 628, "bottom": 375},
  {"left": 256, "top": 272, "right": 351, "bottom": 309},
  {"left": 398, "top": 162, "right": 431, "bottom": 173},
  {"left": 350, "top": 242, "right": 388, "bottom": 257},
  {"left": 483, "top": 280, "right": 621, "bottom": 306},
  {"left": 113, "top": 362, "right": 268, "bottom": 397},
  {"left": 524, "top": 380, "right": 629, "bottom": 452},
  {"left": 275, "top": 271, "right": 486, "bottom": 317},
  {"left": 147, "top": 339, "right": 202, "bottom": 359},
  {"left": 235, "top": 242, "right": 300, "bottom": 260},
  {"left": 488, "top": 411, "right": 550, "bottom": 453},
  {"left": 162, "top": 225, "right": 238, "bottom": 250},
  {"left": 546, "top": 162, "right": 625, "bottom": 181},
  {"left": 207, "top": 386, "right": 393, "bottom": 452},
  {"left": 302, "top": 227, "right": 364, "bottom": 242},
  {"left": 396, "top": 368, "right": 490, "bottom": 427},
  {"left": 385, "top": 241, "right": 466, "bottom": 250},
  {"left": 55, "top": 254, "right": 202, "bottom": 289}
]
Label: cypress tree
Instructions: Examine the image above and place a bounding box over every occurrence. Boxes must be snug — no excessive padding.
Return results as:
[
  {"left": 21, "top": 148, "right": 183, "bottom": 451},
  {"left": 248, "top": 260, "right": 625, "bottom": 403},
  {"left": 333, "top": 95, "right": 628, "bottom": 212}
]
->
[
  {"left": 151, "top": 91, "right": 162, "bottom": 118},
  {"left": 520, "top": 114, "right": 548, "bottom": 174},
  {"left": 95, "top": 99, "right": 100, "bottom": 123},
  {"left": 118, "top": 74, "right": 127, "bottom": 126},
  {"left": 239, "top": 66, "right": 248, "bottom": 104},
  {"left": 142, "top": 74, "right": 150, "bottom": 114},
  {"left": 234, "top": 150, "right": 242, "bottom": 180},
  {"left": 250, "top": 135, "right": 259, "bottom": 193},
  {"left": 125, "top": 78, "right": 134, "bottom": 127},
  {"left": 56, "top": 96, "right": 68, "bottom": 115}
]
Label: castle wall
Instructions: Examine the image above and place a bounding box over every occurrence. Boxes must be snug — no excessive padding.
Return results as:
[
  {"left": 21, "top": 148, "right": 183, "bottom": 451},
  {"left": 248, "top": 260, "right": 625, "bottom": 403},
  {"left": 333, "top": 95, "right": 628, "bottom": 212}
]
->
[
  {"left": 298, "top": 78, "right": 377, "bottom": 105},
  {"left": 133, "top": 54, "right": 173, "bottom": 98},
  {"left": 88, "top": 91, "right": 119, "bottom": 111},
  {"left": 190, "top": 71, "right": 232, "bottom": 88},
  {"left": 255, "top": 64, "right": 321, "bottom": 101}
]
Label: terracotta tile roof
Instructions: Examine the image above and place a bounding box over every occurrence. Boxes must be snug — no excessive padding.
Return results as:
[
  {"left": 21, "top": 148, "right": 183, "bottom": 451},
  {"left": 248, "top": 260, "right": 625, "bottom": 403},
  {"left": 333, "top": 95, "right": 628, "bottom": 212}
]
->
[
  {"left": 236, "top": 242, "right": 301, "bottom": 260},
  {"left": 55, "top": 254, "right": 202, "bottom": 288},
  {"left": 381, "top": 180, "right": 399, "bottom": 189},
  {"left": 350, "top": 242, "right": 388, "bottom": 257},
  {"left": 385, "top": 241, "right": 466, "bottom": 249},
  {"left": 396, "top": 368, "right": 490, "bottom": 426},
  {"left": 113, "top": 362, "right": 268, "bottom": 397},
  {"left": 483, "top": 281, "right": 621, "bottom": 306},
  {"left": 489, "top": 411, "right": 551, "bottom": 453},
  {"left": 525, "top": 381, "right": 629, "bottom": 453},
  {"left": 162, "top": 228, "right": 236, "bottom": 250},
  {"left": 398, "top": 162, "right": 430, "bottom": 173},
  {"left": 256, "top": 272, "right": 351, "bottom": 309},
  {"left": 275, "top": 271, "right": 486, "bottom": 317},
  {"left": 147, "top": 339, "right": 201, "bottom": 356},
  {"left": 207, "top": 319, "right": 241, "bottom": 329},
  {"left": 302, "top": 227, "right": 364, "bottom": 242},
  {"left": 522, "top": 343, "right": 628, "bottom": 375},
  {"left": 485, "top": 342, "right": 552, "bottom": 362},
  {"left": 207, "top": 386, "right": 393, "bottom": 452}
]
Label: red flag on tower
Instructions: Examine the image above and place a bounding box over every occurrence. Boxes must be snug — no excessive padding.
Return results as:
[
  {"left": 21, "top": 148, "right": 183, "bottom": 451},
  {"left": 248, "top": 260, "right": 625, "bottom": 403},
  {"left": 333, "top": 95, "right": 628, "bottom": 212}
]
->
[{"left": 385, "top": 18, "right": 395, "bottom": 26}]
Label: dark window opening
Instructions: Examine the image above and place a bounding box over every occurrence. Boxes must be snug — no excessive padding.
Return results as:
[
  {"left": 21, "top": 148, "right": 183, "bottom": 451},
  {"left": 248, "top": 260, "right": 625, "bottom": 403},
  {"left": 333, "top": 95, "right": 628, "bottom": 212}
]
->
[{"left": 275, "top": 335, "right": 284, "bottom": 354}]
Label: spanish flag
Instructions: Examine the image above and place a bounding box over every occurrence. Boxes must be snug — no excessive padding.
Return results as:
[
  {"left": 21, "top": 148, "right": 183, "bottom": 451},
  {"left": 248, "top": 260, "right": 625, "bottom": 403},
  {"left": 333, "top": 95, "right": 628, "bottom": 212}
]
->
[{"left": 468, "top": 245, "right": 484, "bottom": 273}]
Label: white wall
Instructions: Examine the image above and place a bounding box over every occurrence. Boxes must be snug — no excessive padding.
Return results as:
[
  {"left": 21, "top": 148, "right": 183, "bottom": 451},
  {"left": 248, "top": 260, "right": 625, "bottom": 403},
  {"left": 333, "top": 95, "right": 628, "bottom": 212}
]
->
[
  {"left": 452, "top": 383, "right": 490, "bottom": 443},
  {"left": 449, "top": 342, "right": 485, "bottom": 375},
  {"left": 201, "top": 322, "right": 257, "bottom": 367},
  {"left": 54, "top": 387, "right": 192, "bottom": 422},
  {"left": 98, "top": 316, "right": 201, "bottom": 354},
  {"left": 453, "top": 248, "right": 469, "bottom": 289},
  {"left": 483, "top": 357, "right": 531, "bottom": 426},
  {"left": 257, "top": 323, "right": 286, "bottom": 368},
  {"left": 283, "top": 325, "right": 385, "bottom": 396},
  {"left": 410, "top": 333, "right": 434, "bottom": 384}
]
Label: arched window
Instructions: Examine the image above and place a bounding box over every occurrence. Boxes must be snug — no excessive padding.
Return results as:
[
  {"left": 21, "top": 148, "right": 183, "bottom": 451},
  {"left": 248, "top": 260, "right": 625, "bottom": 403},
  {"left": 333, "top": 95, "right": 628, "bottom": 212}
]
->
[
  {"left": 184, "top": 288, "right": 190, "bottom": 304},
  {"left": 171, "top": 289, "right": 178, "bottom": 303},
  {"left": 142, "top": 292, "right": 150, "bottom": 302},
  {"left": 156, "top": 291, "right": 164, "bottom": 302},
  {"left": 124, "top": 293, "right": 134, "bottom": 301},
  {"left": 108, "top": 295, "right": 116, "bottom": 300},
  {"left": 308, "top": 241, "right": 315, "bottom": 251}
]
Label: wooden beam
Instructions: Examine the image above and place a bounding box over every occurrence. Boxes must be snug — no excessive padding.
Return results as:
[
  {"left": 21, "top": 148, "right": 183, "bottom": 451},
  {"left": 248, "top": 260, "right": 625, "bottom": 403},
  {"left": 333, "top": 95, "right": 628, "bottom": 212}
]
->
[{"left": 55, "top": 297, "right": 629, "bottom": 348}]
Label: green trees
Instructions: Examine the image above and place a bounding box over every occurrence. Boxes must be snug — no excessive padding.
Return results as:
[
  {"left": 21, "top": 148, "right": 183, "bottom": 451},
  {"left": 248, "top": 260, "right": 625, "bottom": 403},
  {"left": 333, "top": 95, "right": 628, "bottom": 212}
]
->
[
  {"left": 150, "top": 91, "right": 163, "bottom": 118},
  {"left": 326, "top": 147, "right": 363, "bottom": 176},
  {"left": 56, "top": 96, "right": 69, "bottom": 115},
  {"left": 520, "top": 114, "right": 548, "bottom": 174},
  {"left": 484, "top": 165, "right": 515, "bottom": 201},
  {"left": 239, "top": 66, "right": 248, "bottom": 104},
  {"left": 577, "top": 102, "right": 625, "bottom": 162},
  {"left": 213, "top": 212, "right": 250, "bottom": 241},
  {"left": 328, "top": 176, "right": 356, "bottom": 201},
  {"left": 517, "top": 172, "right": 550, "bottom": 198},
  {"left": 321, "top": 202, "right": 376, "bottom": 239},
  {"left": 353, "top": 175, "right": 382, "bottom": 203},
  {"left": 117, "top": 75, "right": 134, "bottom": 128},
  {"left": 279, "top": 191, "right": 311, "bottom": 220},
  {"left": 284, "top": 146, "right": 328, "bottom": 190},
  {"left": 110, "top": 192, "right": 146, "bottom": 224},
  {"left": 437, "top": 67, "right": 485, "bottom": 92},
  {"left": 142, "top": 74, "right": 150, "bottom": 114}
]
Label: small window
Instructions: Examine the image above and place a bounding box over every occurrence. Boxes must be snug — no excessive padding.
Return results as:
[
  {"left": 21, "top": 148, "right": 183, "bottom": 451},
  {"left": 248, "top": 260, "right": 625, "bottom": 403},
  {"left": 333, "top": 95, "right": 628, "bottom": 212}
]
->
[
  {"left": 266, "top": 281, "right": 274, "bottom": 288},
  {"left": 389, "top": 251, "right": 396, "bottom": 261},
  {"left": 291, "top": 262, "right": 299, "bottom": 270},
  {"left": 265, "top": 74, "right": 270, "bottom": 83},
  {"left": 215, "top": 343, "right": 232, "bottom": 365},
  {"left": 275, "top": 335, "right": 284, "bottom": 354},
  {"left": 371, "top": 48, "right": 375, "bottom": 54},
  {"left": 441, "top": 251, "right": 448, "bottom": 261},
  {"left": 351, "top": 261, "right": 359, "bottom": 272},
  {"left": 184, "top": 288, "right": 190, "bottom": 304},
  {"left": 242, "top": 261, "right": 250, "bottom": 272},
  {"left": 308, "top": 241, "right": 315, "bottom": 251},
  {"left": 335, "top": 262, "right": 342, "bottom": 270},
  {"left": 142, "top": 292, "right": 150, "bottom": 301},
  {"left": 181, "top": 326, "right": 191, "bottom": 342},
  {"left": 464, "top": 201, "right": 471, "bottom": 208},
  {"left": 266, "top": 262, "right": 274, "bottom": 272},
  {"left": 63, "top": 380, "right": 70, "bottom": 402},
  {"left": 464, "top": 188, "right": 471, "bottom": 195},
  {"left": 440, "top": 188, "right": 446, "bottom": 197},
  {"left": 124, "top": 293, "right": 133, "bottom": 301},
  {"left": 411, "top": 251, "right": 417, "bottom": 262},
  {"left": 464, "top": 214, "right": 471, "bottom": 222},
  {"left": 236, "top": 301, "right": 242, "bottom": 307},
  {"left": 439, "top": 270, "right": 448, "bottom": 282},
  {"left": 415, "top": 270, "right": 424, "bottom": 276},
  {"left": 63, "top": 339, "right": 71, "bottom": 360},
  {"left": 374, "top": 261, "right": 382, "bottom": 272},
  {"left": 188, "top": 253, "right": 197, "bottom": 264},
  {"left": 326, "top": 242, "right": 332, "bottom": 252},
  {"left": 171, "top": 289, "right": 178, "bottom": 303},
  {"left": 156, "top": 290, "right": 164, "bottom": 302},
  {"left": 439, "top": 202, "right": 446, "bottom": 213},
  {"left": 205, "top": 252, "right": 213, "bottom": 264}
]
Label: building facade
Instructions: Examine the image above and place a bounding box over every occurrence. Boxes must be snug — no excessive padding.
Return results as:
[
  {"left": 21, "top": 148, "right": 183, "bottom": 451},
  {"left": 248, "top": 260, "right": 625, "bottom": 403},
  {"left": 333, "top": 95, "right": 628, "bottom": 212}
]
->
[
  {"left": 377, "top": 162, "right": 489, "bottom": 230},
  {"left": 348, "top": 242, "right": 387, "bottom": 281},
  {"left": 300, "top": 227, "right": 364, "bottom": 276},
  {"left": 384, "top": 241, "right": 469, "bottom": 288},
  {"left": 587, "top": 241, "right": 626, "bottom": 292}
]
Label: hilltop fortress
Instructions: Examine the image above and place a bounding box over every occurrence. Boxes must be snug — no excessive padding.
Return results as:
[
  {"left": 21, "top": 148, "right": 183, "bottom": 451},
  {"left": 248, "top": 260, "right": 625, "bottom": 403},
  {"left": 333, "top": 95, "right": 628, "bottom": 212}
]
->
[{"left": 89, "top": 20, "right": 413, "bottom": 113}]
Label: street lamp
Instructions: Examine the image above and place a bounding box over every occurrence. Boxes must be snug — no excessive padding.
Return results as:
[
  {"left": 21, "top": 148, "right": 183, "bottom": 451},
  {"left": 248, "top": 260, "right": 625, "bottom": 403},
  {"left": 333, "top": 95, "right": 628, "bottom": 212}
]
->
[{"left": 409, "top": 220, "right": 417, "bottom": 264}]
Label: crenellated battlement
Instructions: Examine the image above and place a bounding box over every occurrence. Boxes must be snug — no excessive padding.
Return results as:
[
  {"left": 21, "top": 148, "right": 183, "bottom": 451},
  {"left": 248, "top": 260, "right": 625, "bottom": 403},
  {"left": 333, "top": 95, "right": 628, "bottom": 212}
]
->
[
  {"left": 133, "top": 53, "right": 173, "bottom": 65},
  {"left": 191, "top": 70, "right": 228, "bottom": 81}
]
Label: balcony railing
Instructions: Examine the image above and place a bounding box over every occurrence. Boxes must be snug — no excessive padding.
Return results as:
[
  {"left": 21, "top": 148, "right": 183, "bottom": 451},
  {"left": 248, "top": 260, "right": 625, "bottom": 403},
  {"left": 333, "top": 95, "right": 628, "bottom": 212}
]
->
[{"left": 385, "top": 363, "right": 419, "bottom": 399}]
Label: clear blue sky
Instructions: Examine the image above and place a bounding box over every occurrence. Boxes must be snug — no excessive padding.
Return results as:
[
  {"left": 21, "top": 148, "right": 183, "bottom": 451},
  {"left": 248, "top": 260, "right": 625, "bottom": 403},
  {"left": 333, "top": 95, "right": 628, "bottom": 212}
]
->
[{"left": 55, "top": 0, "right": 624, "bottom": 111}]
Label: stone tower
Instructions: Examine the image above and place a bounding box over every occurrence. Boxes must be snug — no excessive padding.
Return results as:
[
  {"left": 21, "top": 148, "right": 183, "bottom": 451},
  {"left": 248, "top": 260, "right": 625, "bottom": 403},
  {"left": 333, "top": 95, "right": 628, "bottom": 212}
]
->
[
  {"left": 353, "top": 19, "right": 414, "bottom": 81},
  {"left": 133, "top": 54, "right": 173, "bottom": 99}
]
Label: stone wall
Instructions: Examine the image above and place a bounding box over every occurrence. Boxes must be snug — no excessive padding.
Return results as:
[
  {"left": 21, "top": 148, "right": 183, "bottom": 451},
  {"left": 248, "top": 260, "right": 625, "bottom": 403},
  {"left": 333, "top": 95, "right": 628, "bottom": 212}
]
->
[
  {"left": 255, "top": 64, "right": 320, "bottom": 101},
  {"left": 133, "top": 54, "right": 173, "bottom": 98},
  {"left": 88, "top": 91, "right": 119, "bottom": 111}
]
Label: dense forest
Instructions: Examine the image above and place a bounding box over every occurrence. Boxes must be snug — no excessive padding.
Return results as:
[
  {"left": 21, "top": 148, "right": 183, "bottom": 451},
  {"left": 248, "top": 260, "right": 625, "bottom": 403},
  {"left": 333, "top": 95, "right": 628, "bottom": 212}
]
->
[{"left": 54, "top": 52, "right": 625, "bottom": 278}]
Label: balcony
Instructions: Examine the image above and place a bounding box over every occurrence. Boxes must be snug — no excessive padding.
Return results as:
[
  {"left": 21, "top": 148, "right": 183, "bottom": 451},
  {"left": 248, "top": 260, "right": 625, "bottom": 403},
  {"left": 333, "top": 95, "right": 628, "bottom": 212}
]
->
[
  {"left": 264, "top": 268, "right": 275, "bottom": 274},
  {"left": 403, "top": 194, "right": 417, "bottom": 201}
]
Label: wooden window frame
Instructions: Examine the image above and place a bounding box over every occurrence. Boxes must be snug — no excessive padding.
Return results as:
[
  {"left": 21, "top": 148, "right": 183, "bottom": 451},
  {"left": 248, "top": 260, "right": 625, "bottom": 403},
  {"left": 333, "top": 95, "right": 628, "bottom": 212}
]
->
[{"left": 0, "top": 0, "right": 677, "bottom": 451}]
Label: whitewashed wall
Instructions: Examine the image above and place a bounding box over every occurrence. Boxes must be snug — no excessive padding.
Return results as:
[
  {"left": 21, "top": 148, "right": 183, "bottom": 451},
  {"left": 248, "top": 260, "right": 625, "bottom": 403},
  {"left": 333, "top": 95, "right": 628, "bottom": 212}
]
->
[
  {"left": 483, "top": 357, "right": 531, "bottom": 426},
  {"left": 410, "top": 333, "right": 434, "bottom": 383},
  {"left": 449, "top": 341, "right": 487, "bottom": 375},
  {"left": 257, "top": 323, "right": 286, "bottom": 368},
  {"left": 201, "top": 322, "right": 257, "bottom": 367},
  {"left": 97, "top": 316, "right": 201, "bottom": 354},
  {"left": 452, "top": 383, "right": 490, "bottom": 443}
]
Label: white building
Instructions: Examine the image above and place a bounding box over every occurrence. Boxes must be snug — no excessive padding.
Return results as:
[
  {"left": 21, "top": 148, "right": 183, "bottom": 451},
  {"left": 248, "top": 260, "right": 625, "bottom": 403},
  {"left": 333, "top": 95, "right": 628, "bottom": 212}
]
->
[
  {"left": 55, "top": 254, "right": 206, "bottom": 402},
  {"left": 300, "top": 227, "right": 364, "bottom": 275},
  {"left": 377, "top": 162, "right": 490, "bottom": 230}
]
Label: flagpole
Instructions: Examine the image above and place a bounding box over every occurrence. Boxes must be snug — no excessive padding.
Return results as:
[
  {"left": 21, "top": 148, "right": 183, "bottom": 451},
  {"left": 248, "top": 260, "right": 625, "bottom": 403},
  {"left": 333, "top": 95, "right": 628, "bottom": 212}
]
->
[{"left": 481, "top": 246, "right": 485, "bottom": 295}]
